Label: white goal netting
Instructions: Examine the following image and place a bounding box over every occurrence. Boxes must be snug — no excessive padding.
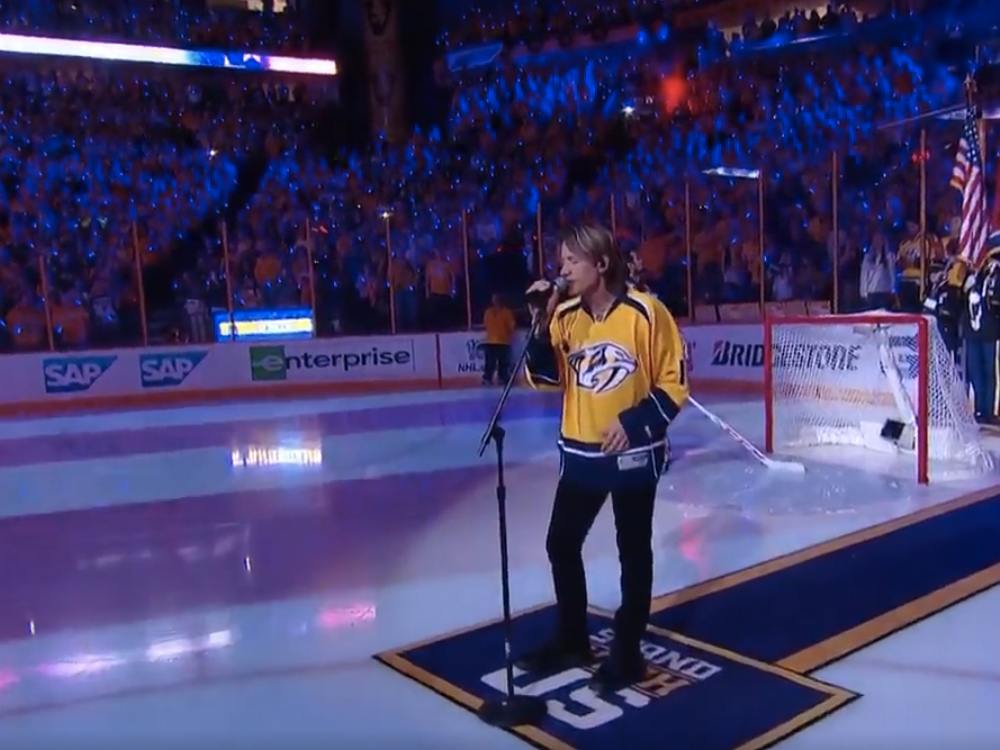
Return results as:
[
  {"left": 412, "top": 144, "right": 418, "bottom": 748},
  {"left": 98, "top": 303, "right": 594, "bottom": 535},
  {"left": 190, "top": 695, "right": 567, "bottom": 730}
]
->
[{"left": 768, "top": 313, "right": 993, "bottom": 478}]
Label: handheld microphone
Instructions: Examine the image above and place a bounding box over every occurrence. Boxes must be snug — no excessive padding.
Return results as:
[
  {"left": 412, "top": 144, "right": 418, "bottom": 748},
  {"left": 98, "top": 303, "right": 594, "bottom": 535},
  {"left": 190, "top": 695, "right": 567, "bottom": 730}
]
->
[{"left": 526, "top": 277, "right": 569, "bottom": 308}]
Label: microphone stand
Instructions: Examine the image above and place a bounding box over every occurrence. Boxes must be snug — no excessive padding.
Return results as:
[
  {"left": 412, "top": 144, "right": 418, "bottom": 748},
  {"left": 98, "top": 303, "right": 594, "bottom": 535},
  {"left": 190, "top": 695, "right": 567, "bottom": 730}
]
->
[{"left": 475, "top": 312, "right": 548, "bottom": 729}]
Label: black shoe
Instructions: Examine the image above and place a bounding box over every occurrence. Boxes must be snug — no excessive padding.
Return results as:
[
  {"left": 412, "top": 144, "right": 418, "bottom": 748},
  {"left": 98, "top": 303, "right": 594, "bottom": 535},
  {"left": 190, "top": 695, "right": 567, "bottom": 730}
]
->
[
  {"left": 514, "top": 640, "right": 594, "bottom": 674},
  {"left": 589, "top": 654, "right": 648, "bottom": 694}
]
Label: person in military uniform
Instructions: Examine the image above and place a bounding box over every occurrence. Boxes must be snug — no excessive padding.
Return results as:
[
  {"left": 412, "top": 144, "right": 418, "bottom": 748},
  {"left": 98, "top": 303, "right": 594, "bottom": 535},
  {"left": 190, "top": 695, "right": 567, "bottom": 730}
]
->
[
  {"left": 899, "top": 221, "right": 945, "bottom": 312},
  {"left": 924, "top": 254, "right": 968, "bottom": 364},
  {"left": 962, "top": 237, "right": 1000, "bottom": 426}
]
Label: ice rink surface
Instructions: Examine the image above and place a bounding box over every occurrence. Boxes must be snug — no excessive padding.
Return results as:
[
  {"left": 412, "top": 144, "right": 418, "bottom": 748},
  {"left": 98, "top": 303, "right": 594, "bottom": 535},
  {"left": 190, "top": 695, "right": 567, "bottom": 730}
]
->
[{"left": 0, "top": 387, "right": 996, "bottom": 746}]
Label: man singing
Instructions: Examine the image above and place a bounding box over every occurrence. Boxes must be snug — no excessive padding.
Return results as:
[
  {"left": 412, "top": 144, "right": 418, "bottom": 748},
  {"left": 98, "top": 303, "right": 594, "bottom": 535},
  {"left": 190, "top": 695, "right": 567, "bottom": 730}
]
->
[{"left": 518, "top": 223, "right": 689, "bottom": 693}]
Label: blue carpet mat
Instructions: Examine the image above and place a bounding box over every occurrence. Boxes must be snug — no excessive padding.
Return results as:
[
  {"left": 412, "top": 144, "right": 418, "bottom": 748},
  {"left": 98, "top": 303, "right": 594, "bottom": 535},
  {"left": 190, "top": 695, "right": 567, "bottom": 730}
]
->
[{"left": 377, "top": 607, "right": 855, "bottom": 750}]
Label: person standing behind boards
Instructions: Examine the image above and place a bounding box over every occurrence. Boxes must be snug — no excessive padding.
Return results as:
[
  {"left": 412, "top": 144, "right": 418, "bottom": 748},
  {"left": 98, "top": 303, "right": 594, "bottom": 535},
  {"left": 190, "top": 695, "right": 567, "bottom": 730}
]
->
[
  {"left": 481, "top": 293, "right": 516, "bottom": 385},
  {"left": 859, "top": 232, "right": 895, "bottom": 311},
  {"left": 924, "top": 255, "right": 967, "bottom": 364}
]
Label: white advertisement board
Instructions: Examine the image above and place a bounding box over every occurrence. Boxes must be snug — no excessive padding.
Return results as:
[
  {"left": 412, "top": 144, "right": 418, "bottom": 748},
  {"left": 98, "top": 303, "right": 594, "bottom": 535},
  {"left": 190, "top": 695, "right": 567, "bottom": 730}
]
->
[
  {"left": 0, "top": 334, "right": 441, "bottom": 405},
  {"left": 436, "top": 330, "right": 529, "bottom": 382},
  {"left": 0, "top": 323, "right": 841, "bottom": 411},
  {"left": 0, "top": 347, "right": 224, "bottom": 403},
  {"left": 245, "top": 335, "right": 438, "bottom": 384},
  {"left": 682, "top": 323, "right": 765, "bottom": 385},
  {"left": 680, "top": 320, "right": 924, "bottom": 391}
]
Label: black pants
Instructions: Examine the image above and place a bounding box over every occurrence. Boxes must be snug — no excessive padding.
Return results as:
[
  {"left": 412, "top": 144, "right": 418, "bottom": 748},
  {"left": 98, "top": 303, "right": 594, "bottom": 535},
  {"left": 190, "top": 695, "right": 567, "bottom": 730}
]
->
[
  {"left": 546, "top": 476, "right": 657, "bottom": 660},
  {"left": 483, "top": 343, "right": 510, "bottom": 383},
  {"left": 965, "top": 337, "right": 1000, "bottom": 418}
]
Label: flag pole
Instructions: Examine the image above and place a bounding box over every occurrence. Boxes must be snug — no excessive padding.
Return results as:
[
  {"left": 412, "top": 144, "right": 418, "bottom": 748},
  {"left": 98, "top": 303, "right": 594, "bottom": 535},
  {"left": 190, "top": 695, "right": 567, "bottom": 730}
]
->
[
  {"left": 970, "top": 73, "right": 986, "bottom": 271},
  {"left": 877, "top": 105, "right": 963, "bottom": 131},
  {"left": 952, "top": 72, "right": 985, "bottom": 272},
  {"left": 919, "top": 127, "right": 927, "bottom": 301},
  {"left": 972, "top": 47, "right": 997, "bottom": 264}
]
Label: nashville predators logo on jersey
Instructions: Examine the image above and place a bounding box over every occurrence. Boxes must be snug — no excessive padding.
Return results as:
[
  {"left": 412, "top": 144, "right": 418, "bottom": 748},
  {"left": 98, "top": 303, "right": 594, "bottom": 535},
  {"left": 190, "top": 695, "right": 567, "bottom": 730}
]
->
[{"left": 567, "top": 342, "right": 638, "bottom": 393}]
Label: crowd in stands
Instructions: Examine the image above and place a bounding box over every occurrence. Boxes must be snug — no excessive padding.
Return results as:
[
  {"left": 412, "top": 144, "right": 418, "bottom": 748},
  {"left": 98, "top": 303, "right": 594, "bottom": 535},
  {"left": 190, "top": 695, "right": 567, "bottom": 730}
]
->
[
  {"left": 0, "top": 53, "right": 335, "bottom": 352},
  {"left": 0, "top": 0, "right": 310, "bottom": 51},
  {"left": 438, "top": 0, "right": 929, "bottom": 51},
  {"left": 0, "top": 0, "right": 993, "bottom": 353}
]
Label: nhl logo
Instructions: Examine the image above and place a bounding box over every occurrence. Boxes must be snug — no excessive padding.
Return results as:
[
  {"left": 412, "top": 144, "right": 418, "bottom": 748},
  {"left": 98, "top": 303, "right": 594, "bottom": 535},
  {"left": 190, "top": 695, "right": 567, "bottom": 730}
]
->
[
  {"left": 466, "top": 339, "right": 487, "bottom": 361},
  {"left": 459, "top": 339, "right": 487, "bottom": 374}
]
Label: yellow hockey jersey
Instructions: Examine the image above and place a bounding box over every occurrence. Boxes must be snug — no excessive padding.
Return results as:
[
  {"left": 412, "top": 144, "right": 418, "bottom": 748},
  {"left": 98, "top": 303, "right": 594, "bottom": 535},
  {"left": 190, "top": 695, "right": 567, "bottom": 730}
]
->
[{"left": 524, "top": 288, "right": 689, "bottom": 489}]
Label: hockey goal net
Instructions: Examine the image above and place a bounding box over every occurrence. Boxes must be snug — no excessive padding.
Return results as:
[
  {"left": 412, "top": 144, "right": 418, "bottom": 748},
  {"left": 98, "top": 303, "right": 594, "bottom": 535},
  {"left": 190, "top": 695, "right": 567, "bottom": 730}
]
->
[{"left": 764, "top": 312, "right": 993, "bottom": 483}]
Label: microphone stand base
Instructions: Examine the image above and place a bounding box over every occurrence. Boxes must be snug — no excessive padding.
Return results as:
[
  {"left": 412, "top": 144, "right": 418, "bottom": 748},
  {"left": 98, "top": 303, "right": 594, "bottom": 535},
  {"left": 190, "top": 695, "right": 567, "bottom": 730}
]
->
[{"left": 476, "top": 695, "right": 548, "bottom": 728}]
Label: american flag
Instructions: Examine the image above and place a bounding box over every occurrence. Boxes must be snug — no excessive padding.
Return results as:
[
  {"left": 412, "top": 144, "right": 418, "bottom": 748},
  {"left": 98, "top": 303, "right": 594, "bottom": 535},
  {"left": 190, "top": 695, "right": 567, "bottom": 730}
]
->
[{"left": 950, "top": 103, "right": 989, "bottom": 267}]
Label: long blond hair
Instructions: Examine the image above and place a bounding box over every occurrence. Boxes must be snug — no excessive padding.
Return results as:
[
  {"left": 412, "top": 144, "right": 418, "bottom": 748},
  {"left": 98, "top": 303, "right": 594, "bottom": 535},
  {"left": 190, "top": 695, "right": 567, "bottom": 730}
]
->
[{"left": 562, "top": 224, "right": 629, "bottom": 294}]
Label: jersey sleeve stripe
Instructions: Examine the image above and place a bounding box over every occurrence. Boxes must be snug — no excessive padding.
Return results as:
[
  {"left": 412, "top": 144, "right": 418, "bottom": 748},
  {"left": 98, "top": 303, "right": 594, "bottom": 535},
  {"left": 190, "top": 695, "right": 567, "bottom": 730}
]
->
[
  {"left": 622, "top": 296, "right": 652, "bottom": 325},
  {"left": 650, "top": 387, "right": 682, "bottom": 423},
  {"left": 525, "top": 337, "right": 560, "bottom": 384}
]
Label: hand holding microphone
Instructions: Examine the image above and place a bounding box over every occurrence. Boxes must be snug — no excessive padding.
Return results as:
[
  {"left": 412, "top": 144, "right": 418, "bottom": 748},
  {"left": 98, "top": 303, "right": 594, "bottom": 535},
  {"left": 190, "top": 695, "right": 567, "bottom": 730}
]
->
[{"left": 526, "top": 277, "right": 568, "bottom": 330}]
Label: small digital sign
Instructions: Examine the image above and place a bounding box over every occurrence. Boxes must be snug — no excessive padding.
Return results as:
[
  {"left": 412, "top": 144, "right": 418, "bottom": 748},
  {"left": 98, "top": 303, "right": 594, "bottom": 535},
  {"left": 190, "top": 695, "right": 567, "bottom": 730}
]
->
[{"left": 214, "top": 308, "right": 314, "bottom": 341}]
